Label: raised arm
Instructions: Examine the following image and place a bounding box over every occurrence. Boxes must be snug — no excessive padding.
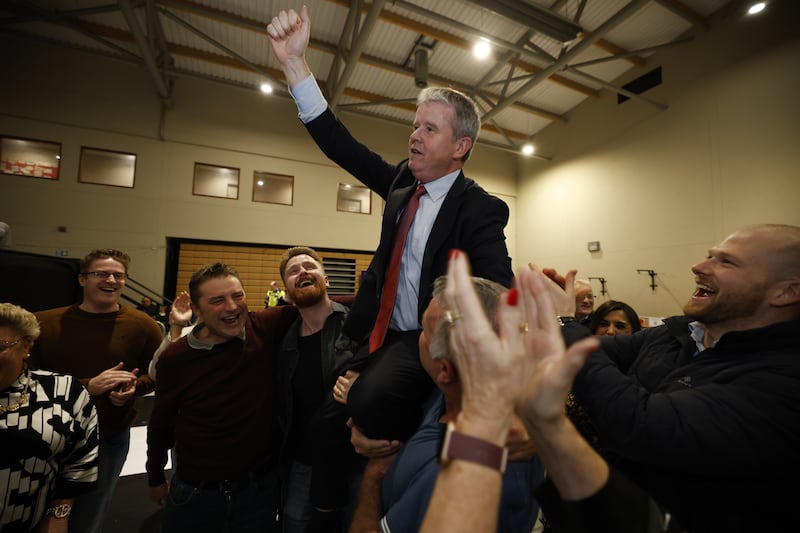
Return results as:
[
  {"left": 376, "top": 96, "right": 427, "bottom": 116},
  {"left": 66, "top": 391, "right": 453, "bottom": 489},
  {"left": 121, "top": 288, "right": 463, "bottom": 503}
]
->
[{"left": 267, "top": 5, "right": 312, "bottom": 88}]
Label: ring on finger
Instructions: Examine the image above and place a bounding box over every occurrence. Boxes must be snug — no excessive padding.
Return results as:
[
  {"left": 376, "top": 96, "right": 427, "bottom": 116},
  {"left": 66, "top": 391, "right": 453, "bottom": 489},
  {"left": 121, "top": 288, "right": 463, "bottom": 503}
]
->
[
  {"left": 519, "top": 322, "right": 529, "bottom": 333},
  {"left": 444, "top": 310, "right": 462, "bottom": 325}
]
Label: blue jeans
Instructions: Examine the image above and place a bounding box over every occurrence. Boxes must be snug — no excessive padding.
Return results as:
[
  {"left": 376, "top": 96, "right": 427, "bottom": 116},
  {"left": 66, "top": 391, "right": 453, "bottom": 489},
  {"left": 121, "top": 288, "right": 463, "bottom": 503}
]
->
[
  {"left": 164, "top": 470, "right": 280, "bottom": 533},
  {"left": 69, "top": 428, "right": 130, "bottom": 533},
  {"left": 283, "top": 461, "right": 313, "bottom": 533}
]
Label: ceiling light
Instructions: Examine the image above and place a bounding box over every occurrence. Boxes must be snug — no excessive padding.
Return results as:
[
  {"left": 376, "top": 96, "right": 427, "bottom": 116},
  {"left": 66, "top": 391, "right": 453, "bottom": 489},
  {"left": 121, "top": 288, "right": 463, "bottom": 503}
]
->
[
  {"left": 257, "top": 180, "right": 264, "bottom": 187},
  {"left": 473, "top": 39, "right": 491, "bottom": 59},
  {"left": 747, "top": 2, "right": 766, "bottom": 15},
  {"left": 521, "top": 144, "right": 535, "bottom": 156},
  {"left": 260, "top": 83, "right": 273, "bottom": 94}
]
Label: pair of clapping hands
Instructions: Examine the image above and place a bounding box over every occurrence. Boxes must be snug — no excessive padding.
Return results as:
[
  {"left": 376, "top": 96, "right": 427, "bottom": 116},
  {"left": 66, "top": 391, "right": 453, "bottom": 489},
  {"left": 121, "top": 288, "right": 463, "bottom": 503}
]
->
[{"left": 347, "top": 250, "right": 598, "bottom": 460}]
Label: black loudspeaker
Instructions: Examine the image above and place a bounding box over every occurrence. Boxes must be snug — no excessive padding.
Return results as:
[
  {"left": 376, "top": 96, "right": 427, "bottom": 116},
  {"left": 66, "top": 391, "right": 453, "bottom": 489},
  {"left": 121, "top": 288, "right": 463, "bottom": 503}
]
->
[{"left": 0, "top": 249, "right": 82, "bottom": 312}]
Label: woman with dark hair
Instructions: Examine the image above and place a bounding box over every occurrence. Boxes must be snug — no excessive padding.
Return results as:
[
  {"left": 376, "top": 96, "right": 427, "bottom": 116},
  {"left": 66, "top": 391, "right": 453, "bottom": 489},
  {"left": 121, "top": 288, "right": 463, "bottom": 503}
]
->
[{"left": 588, "top": 300, "right": 642, "bottom": 336}]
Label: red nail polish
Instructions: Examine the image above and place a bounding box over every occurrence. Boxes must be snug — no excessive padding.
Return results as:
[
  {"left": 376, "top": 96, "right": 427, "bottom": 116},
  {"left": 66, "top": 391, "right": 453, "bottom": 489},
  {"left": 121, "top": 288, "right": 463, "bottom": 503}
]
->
[
  {"left": 449, "top": 249, "right": 461, "bottom": 260},
  {"left": 507, "top": 289, "right": 519, "bottom": 306}
]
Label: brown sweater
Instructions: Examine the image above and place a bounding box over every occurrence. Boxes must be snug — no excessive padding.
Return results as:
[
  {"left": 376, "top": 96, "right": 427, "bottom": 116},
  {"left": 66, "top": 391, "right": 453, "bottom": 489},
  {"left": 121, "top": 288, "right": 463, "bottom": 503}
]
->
[{"left": 31, "top": 304, "right": 162, "bottom": 438}]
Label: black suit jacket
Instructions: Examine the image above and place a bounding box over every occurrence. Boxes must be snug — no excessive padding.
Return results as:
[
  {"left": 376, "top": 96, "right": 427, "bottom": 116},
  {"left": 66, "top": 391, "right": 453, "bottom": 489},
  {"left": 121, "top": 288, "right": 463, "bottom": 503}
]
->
[{"left": 305, "top": 108, "right": 514, "bottom": 343}]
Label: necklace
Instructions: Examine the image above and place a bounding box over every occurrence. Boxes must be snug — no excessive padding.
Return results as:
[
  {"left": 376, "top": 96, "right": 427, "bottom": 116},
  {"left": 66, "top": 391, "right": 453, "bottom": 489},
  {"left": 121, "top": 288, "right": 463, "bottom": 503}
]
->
[{"left": 0, "top": 371, "right": 30, "bottom": 415}]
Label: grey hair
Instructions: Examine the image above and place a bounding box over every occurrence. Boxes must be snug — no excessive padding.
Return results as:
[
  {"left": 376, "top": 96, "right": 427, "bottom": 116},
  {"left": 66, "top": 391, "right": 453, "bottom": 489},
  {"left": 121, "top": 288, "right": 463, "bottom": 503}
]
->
[
  {"left": 429, "top": 275, "right": 505, "bottom": 362},
  {"left": 416, "top": 87, "right": 480, "bottom": 162}
]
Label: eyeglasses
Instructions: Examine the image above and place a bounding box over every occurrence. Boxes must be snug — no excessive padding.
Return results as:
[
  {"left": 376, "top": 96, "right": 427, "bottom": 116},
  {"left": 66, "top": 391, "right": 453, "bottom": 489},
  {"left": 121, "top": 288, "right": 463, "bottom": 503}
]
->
[
  {"left": 0, "top": 339, "right": 22, "bottom": 352},
  {"left": 82, "top": 271, "right": 127, "bottom": 281}
]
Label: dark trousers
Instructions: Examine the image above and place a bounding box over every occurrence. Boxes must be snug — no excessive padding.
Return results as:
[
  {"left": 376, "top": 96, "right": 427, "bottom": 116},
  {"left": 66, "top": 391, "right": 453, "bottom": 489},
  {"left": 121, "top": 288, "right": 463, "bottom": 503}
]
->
[
  {"left": 163, "top": 470, "right": 279, "bottom": 533},
  {"left": 309, "top": 330, "right": 433, "bottom": 509},
  {"left": 348, "top": 330, "right": 433, "bottom": 440}
]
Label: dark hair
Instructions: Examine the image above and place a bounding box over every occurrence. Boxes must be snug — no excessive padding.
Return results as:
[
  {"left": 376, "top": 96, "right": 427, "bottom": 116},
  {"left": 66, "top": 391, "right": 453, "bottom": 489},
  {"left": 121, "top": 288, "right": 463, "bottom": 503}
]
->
[
  {"left": 189, "top": 263, "right": 242, "bottom": 305},
  {"left": 279, "top": 246, "right": 324, "bottom": 282},
  {"left": 79, "top": 249, "right": 131, "bottom": 273},
  {"left": 589, "top": 300, "right": 642, "bottom": 334}
]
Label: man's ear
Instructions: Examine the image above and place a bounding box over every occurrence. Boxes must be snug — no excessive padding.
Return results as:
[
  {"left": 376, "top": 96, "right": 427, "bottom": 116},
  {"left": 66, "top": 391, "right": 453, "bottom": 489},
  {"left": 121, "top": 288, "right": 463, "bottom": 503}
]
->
[
  {"left": 453, "top": 137, "right": 472, "bottom": 160},
  {"left": 436, "top": 358, "right": 458, "bottom": 385},
  {"left": 772, "top": 279, "right": 800, "bottom": 307}
]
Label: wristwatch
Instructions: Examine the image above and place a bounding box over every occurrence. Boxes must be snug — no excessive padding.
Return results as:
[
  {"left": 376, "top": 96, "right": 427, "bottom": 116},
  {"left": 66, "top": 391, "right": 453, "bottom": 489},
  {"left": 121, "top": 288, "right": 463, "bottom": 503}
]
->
[
  {"left": 440, "top": 422, "right": 508, "bottom": 473},
  {"left": 557, "top": 316, "right": 576, "bottom": 326},
  {"left": 45, "top": 503, "right": 72, "bottom": 519}
]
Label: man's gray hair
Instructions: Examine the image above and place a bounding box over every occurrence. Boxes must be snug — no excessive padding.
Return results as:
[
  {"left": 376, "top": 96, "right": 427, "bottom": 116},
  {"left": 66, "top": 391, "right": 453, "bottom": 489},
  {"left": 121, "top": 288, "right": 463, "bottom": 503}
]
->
[
  {"left": 417, "top": 87, "right": 480, "bottom": 162},
  {"left": 429, "top": 275, "right": 505, "bottom": 363}
]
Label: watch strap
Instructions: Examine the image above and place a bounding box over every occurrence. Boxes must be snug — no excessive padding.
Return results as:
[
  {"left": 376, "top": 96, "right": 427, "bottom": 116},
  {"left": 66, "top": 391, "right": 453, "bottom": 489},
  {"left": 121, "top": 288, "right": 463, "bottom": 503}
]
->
[
  {"left": 441, "top": 422, "right": 508, "bottom": 473},
  {"left": 45, "top": 503, "right": 72, "bottom": 519}
]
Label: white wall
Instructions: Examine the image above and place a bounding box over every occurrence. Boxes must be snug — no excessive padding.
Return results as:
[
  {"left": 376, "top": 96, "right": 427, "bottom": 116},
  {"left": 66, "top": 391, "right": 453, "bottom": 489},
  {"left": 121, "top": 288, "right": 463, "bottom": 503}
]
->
[
  {"left": 516, "top": 1, "right": 800, "bottom": 318},
  {"left": 0, "top": 35, "right": 518, "bottom": 293}
]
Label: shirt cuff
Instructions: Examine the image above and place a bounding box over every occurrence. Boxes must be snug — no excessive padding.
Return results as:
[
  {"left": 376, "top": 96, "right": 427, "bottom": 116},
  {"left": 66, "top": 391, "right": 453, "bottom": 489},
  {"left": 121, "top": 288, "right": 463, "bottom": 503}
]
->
[{"left": 289, "top": 74, "right": 329, "bottom": 123}]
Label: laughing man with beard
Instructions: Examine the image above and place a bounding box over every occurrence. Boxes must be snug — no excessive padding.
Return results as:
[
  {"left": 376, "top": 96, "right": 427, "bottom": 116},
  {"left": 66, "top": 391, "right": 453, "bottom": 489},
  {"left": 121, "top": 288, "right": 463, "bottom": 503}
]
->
[
  {"left": 545, "top": 224, "right": 800, "bottom": 533},
  {"left": 146, "top": 263, "right": 297, "bottom": 533},
  {"left": 274, "top": 247, "right": 355, "bottom": 533}
]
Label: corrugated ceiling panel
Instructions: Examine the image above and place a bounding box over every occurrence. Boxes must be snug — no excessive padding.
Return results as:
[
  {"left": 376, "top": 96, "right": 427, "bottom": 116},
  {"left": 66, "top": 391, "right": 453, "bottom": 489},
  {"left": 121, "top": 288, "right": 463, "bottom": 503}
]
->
[
  {"left": 1, "top": 0, "right": 736, "bottom": 153},
  {"left": 602, "top": 3, "right": 693, "bottom": 50}
]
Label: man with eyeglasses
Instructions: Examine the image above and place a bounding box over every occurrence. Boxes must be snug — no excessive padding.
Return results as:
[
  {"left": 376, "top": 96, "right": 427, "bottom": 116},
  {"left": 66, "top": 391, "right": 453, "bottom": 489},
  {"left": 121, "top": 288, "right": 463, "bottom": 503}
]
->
[{"left": 31, "top": 248, "right": 162, "bottom": 533}]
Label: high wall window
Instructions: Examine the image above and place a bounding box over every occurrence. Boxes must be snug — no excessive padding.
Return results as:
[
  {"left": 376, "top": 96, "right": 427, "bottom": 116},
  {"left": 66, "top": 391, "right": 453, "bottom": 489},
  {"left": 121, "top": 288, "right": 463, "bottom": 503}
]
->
[
  {"left": 0, "top": 136, "right": 61, "bottom": 180},
  {"left": 337, "top": 183, "right": 372, "bottom": 214},
  {"left": 79, "top": 147, "right": 137, "bottom": 188},
  {"left": 193, "top": 163, "right": 240, "bottom": 199},
  {"left": 253, "top": 171, "right": 293, "bottom": 205}
]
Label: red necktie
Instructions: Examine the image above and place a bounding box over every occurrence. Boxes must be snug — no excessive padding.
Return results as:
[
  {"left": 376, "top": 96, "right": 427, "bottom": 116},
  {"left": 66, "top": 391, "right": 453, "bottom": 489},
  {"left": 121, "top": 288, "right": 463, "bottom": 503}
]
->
[{"left": 369, "top": 184, "right": 427, "bottom": 353}]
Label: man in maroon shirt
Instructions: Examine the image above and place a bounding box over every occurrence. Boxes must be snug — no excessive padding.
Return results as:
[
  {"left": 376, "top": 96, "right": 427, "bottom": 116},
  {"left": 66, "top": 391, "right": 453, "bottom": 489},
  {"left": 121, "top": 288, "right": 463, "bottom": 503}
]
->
[{"left": 146, "top": 263, "right": 295, "bottom": 533}]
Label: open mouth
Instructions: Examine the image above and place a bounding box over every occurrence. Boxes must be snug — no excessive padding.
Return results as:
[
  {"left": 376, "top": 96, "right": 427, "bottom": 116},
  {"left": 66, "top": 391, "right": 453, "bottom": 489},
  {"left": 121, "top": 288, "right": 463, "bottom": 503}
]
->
[
  {"left": 297, "top": 277, "right": 315, "bottom": 288},
  {"left": 693, "top": 283, "right": 716, "bottom": 298},
  {"left": 221, "top": 314, "right": 239, "bottom": 324}
]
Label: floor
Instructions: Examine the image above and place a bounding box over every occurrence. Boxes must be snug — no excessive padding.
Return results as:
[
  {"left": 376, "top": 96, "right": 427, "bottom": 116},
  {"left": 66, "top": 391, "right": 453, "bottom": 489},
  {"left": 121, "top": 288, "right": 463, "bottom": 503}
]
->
[{"left": 103, "top": 397, "right": 168, "bottom": 533}]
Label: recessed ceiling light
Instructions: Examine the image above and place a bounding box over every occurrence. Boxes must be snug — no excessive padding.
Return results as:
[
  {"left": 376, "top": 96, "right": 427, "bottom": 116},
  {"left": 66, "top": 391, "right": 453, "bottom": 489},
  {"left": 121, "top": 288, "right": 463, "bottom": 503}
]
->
[
  {"left": 748, "top": 2, "right": 766, "bottom": 15},
  {"left": 260, "top": 83, "right": 273, "bottom": 94},
  {"left": 473, "top": 39, "right": 491, "bottom": 60},
  {"left": 521, "top": 144, "right": 535, "bottom": 156}
]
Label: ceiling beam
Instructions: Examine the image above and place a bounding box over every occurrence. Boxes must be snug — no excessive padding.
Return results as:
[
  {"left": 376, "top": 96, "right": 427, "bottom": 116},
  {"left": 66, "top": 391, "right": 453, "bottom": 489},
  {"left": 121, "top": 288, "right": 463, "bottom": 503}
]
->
[
  {"left": 118, "top": 0, "right": 172, "bottom": 103},
  {"left": 326, "top": 0, "right": 599, "bottom": 97},
  {"left": 482, "top": 0, "right": 652, "bottom": 122},
  {"left": 156, "top": 0, "right": 568, "bottom": 121},
  {"left": 461, "top": 0, "right": 581, "bottom": 43},
  {"left": 328, "top": 0, "right": 387, "bottom": 106}
]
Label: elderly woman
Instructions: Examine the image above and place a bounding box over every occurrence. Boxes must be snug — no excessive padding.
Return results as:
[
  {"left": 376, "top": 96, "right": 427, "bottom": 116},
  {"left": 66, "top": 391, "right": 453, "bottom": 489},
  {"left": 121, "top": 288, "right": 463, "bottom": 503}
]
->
[{"left": 0, "top": 302, "right": 98, "bottom": 532}]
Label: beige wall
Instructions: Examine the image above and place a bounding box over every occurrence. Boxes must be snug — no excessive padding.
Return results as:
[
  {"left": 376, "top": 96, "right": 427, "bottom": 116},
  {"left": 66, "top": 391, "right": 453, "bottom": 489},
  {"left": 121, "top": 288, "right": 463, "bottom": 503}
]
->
[
  {"left": 516, "top": 1, "right": 800, "bottom": 318},
  {"left": 0, "top": 35, "right": 518, "bottom": 294}
]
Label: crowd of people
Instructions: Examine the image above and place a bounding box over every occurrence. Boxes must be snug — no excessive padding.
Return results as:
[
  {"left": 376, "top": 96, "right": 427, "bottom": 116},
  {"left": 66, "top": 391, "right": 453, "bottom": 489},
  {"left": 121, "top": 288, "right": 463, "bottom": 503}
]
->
[{"left": 2, "top": 5, "right": 798, "bottom": 533}]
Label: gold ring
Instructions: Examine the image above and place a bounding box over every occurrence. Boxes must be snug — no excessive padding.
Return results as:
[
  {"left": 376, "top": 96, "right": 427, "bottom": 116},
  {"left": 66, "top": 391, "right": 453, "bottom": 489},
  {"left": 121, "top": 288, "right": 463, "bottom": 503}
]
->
[
  {"left": 519, "top": 322, "right": 529, "bottom": 333},
  {"left": 444, "top": 310, "right": 462, "bottom": 324}
]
